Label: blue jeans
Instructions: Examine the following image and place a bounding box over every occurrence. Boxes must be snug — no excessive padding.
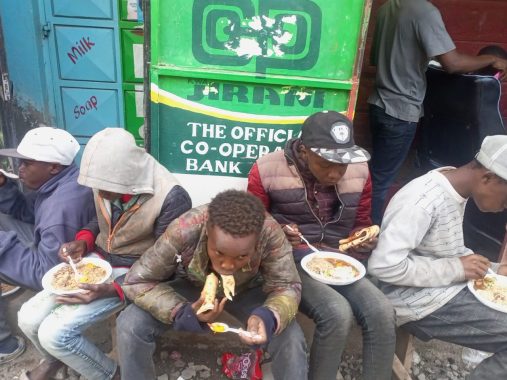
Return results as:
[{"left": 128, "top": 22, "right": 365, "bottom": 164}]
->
[
  {"left": 369, "top": 104, "right": 418, "bottom": 225},
  {"left": 17, "top": 265, "right": 128, "bottom": 380},
  {"left": 298, "top": 265, "right": 396, "bottom": 380},
  {"left": 116, "top": 278, "right": 308, "bottom": 380},
  {"left": 403, "top": 288, "right": 507, "bottom": 379}
]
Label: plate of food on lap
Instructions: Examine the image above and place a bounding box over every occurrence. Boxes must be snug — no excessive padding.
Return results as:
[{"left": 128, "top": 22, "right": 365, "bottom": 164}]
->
[
  {"left": 301, "top": 251, "right": 366, "bottom": 286},
  {"left": 469, "top": 272, "right": 507, "bottom": 313},
  {"left": 42, "top": 257, "right": 112, "bottom": 295}
]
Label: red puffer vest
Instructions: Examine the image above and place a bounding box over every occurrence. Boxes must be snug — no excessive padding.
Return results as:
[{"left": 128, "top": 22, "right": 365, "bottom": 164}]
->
[{"left": 256, "top": 139, "right": 369, "bottom": 247}]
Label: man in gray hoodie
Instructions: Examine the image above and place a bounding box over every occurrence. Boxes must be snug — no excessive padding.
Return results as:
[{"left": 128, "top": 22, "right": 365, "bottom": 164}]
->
[
  {"left": 18, "top": 128, "right": 191, "bottom": 380},
  {"left": 369, "top": 135, "right": 507, "bottom": 379}
]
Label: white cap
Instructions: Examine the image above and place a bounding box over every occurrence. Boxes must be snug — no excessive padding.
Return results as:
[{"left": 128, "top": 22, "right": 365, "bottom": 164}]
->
[
  {"left": 0, "top": 127, "right": 79, "bottom": 165},
  {"left": 475, "top": 135, "right": 507, "bottom": 181}
]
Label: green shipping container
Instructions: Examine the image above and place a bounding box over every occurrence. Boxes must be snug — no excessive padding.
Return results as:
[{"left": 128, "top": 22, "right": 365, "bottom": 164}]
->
[{"left": 150, "top": 0, "right": 372, "bottom": 204}]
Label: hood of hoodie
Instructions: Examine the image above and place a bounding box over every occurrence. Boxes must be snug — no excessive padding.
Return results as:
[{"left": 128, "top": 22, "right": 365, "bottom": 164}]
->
[{"left": 78, "top": 128, "right": 156, "bottom": 195}]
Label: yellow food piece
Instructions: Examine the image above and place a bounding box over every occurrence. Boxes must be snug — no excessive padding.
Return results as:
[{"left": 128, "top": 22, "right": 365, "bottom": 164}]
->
[{"left": 208, "top": 323, "right": 226, "bottom": 332}]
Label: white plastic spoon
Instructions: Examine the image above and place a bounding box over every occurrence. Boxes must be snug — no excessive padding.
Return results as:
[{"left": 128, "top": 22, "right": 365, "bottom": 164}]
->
[
  {"left": 208, "top": 322, "right": 259, "bottom": 339},
  {"left": 67, "top": 255, "right": 82, "bottom": 281}
]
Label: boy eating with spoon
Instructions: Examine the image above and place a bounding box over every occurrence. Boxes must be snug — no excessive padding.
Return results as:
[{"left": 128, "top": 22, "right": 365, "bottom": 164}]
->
[{"left": 116, "top": 190, "right": 307, "bottom": 380}]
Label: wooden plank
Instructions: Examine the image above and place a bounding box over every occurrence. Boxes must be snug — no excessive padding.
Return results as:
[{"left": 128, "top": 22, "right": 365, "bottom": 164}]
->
[
  {"left": 392, "top": 355, "right": 412, "bottom": 380},
  {"left": 393, "top": 328, "right": 414, "bottom": 380}
]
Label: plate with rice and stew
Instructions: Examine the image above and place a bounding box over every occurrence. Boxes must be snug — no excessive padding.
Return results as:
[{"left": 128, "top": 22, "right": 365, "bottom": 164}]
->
[
  {"left": 42, "top": 257, "right": 112, "bottom": 295},
  {"left": 469, "top": 272, "right": 507, "bottom": 314},
  {"left": 301, "top": 251, "right": 366, "bottom": 286}
]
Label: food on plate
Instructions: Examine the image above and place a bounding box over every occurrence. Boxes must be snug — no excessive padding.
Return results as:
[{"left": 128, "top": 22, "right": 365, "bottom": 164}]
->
[
  {"left": 338, "top": 225, "right": 380, "bottom": 251},
  {"left": 306, "top": 257, "right": 359, "bottom": 281},
  {"left": 474, "top": 276, "right": 507, "bottom": 306},
  {"left": 221, "top": 274, "right": 235, "bottom": 301},
  {"left": 51, "top": 262, "right": 107, "bottom": 291},
  {"left": 197, "top": 273, "right": 219, "bottom": 314}
]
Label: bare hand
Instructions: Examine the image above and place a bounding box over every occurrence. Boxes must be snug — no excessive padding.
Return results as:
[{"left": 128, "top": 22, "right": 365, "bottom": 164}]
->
[
  {"left": 240, "top": 315, "right": 267, "bottom": 346},
  {"left": 191, "top": 295, "right": 227, "bottom": 323},
  {"left": 459, "top": 254, "right": 491, "bottom": 280},
  {"left": 493, "top": 58, "right": 507, "bottom": 80},
  {"left": 0, "top": 173, "right": 5, "bottom": 187},
  {"left": 348, "top": 236, "right": 378, "bottom": 255},
  {"left": 59, "top": 240, "right": 87, "bottom": 263},
  {"left": 282, "top": 224, "right": 302, "bottom": 247},
  {"left": 56, "top": 283, "right": 117, "bottom": 304}
]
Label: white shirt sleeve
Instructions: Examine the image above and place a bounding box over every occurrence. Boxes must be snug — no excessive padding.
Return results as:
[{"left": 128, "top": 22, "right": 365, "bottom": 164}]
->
[{"left": 368, "top": 201, "right": 466, "bottom": 287}]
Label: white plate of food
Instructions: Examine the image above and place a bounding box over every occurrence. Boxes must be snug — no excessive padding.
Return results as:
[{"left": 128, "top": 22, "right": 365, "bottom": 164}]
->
[
  {"left": 468, "top": 273, "right": 507, "bottom": 314},
  {"left": 42, "top": 257, "right": 112, "bottom": 295},
  {"left": 301, "top": 251, "right": 366, "bottom": 286}
]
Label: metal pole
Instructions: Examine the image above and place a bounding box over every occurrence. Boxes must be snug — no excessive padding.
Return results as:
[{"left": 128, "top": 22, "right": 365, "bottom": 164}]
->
[{"left": 143, "top": 0, "right": 151, "bottom": 152}]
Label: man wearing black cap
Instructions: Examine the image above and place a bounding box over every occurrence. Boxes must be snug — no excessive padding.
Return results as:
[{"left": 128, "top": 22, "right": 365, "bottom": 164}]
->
[{"left": 248, "top": 111, "right": 395, "bottom": 380}]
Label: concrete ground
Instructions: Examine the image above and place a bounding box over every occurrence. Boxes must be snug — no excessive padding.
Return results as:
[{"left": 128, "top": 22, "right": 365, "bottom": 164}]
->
[{"left": 0, "top": 288, "right": 473, "bottom": 380}]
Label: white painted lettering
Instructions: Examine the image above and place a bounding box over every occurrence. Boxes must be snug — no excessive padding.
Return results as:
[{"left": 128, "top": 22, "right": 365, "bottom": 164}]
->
[
  {"left": 195, "top": 141, "right": 209, "bottom": 155},
  {"left": 181, "top": 140, "right": 193, "bottom": 154}
]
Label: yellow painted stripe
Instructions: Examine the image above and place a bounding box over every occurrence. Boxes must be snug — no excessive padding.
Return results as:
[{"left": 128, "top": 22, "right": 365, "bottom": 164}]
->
[{"left": 151, "top": 84, "right": 308, "bottom": 125}]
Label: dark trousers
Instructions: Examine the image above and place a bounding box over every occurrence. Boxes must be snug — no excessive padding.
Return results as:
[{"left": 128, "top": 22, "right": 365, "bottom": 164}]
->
[
  {"left": 369, "top": 104, "right": 418, "bottom": 225},
  {"left": 403, "top": 288, "right": 507, "bottom": 379},
  {"left": 116, "top": 278, "right": 308, "bottom": 380},
  {"left": 0, "top": 213, "right": 34, "bottom": 342}
]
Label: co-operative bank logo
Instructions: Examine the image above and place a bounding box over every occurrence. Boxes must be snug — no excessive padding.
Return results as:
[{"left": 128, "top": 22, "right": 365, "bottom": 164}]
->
[{"left": 192, "top": 0, "right": 322, "bottom": 74}]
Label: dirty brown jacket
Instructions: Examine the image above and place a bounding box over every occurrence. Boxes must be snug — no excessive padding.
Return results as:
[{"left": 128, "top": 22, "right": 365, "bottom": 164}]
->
[{"left": 123, "top": 205, "right": 301, "bottom": 333}]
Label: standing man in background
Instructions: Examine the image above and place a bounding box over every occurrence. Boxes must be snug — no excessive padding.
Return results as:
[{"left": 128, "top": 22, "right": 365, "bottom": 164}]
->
[{"left": 368, "top": 0, "right": 507, "bottom": 225}]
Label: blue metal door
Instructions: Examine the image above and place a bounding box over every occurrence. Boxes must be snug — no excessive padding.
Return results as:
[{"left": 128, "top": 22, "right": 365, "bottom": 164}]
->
[{"left": 41, "top": 0, "right": 124, "bottom": 154}]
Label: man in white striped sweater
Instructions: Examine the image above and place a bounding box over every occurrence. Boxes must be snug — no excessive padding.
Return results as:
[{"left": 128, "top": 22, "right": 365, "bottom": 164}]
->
[{"left": 369, "top": 135, "right": 507, "bottom": 379}]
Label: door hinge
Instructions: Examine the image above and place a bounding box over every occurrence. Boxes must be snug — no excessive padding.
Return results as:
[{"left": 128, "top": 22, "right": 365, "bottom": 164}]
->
[{"left": 42, "top": 22, "right": 51, "bottom": 39}]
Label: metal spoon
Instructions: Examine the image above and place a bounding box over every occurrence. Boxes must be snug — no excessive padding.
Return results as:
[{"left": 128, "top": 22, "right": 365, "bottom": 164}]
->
[
  {"left": 208, "top": 322, "right": 259, "bottom": 339},
  {"left": 284, "top": 225, "right": 319, "bottom": 253}
]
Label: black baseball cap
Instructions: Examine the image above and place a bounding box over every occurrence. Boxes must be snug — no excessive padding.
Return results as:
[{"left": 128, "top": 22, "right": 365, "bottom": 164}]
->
[{"left": 300, "top": 111, "right": 370, "bottom": 164}]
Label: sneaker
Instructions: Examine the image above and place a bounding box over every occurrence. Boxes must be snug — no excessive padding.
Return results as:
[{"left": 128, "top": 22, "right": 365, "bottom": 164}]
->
[{"left": 0, "top": 336, "right": 26, "bottom": 364}]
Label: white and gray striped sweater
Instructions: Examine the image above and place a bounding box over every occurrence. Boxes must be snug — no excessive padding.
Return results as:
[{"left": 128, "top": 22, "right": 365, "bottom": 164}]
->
[{"left": 369, "top": 168, "right": 473, "bottom": 326}]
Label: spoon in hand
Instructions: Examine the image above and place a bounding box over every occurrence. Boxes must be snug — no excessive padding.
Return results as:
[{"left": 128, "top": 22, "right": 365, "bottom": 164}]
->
[
  {"left": 208, "top": 322, "right": 259, "bottom": 339},
  {"left": 284, "top": 225, "right": 319, "bottom": 253},
  {"left": 67, "top": 255, "right": 82, "bottom": 281}
]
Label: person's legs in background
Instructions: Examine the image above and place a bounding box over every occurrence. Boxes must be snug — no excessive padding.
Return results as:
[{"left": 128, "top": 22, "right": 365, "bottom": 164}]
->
[
  {"left": 369, "top": 104, "right": 418, "bottom": 225},
  {"left": 335, "top": 277, "right": 396, "bottom": 380},
  {"left": 0, "top": 213, "right": 33, "bottom": 362},
  {"left": 296, "top": 266, "right": 353, "bottom": 380},
  {"left": 0, "top": 295, "right": 24, "bottom": 363}
]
